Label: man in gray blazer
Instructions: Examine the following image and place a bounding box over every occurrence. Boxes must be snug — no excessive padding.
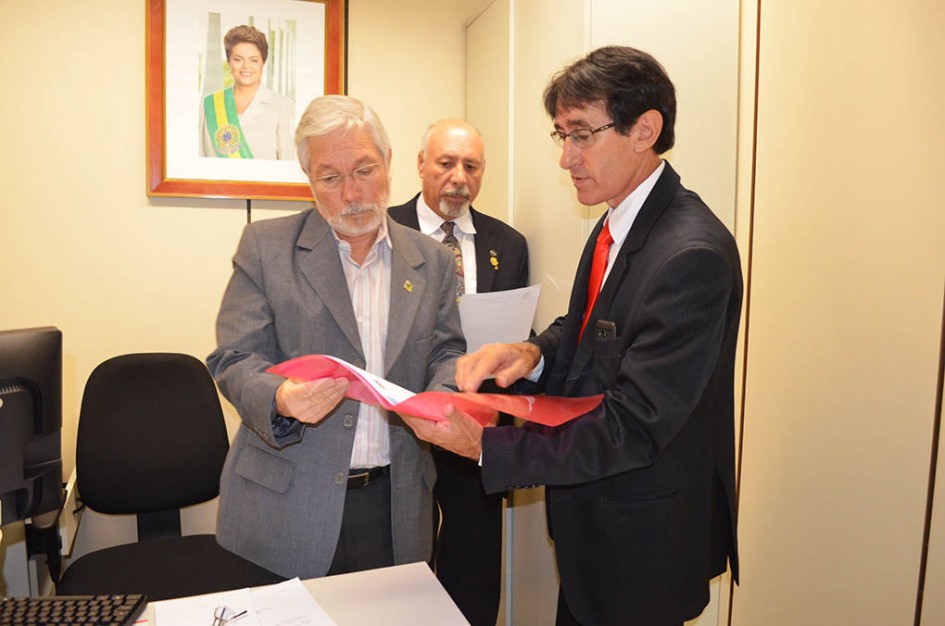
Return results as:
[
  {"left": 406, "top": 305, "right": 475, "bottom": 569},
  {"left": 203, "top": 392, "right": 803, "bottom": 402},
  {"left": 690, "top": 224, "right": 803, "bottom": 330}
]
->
[{"left": 207, "top": 95, "right": 465, "bottom": 579}]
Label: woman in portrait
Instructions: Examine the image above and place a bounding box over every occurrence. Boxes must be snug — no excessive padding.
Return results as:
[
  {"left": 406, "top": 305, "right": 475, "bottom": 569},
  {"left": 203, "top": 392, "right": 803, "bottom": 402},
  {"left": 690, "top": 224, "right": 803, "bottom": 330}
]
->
[{"left": 199, "top": 25, "right": 295, "bottom": 160}]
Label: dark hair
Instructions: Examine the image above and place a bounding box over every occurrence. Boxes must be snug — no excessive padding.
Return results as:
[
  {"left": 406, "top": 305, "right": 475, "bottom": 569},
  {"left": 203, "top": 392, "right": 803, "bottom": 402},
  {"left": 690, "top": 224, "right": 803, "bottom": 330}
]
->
[
  {"left": 224, "top": 25, "right": 269, "bottom": 63},
  {"left": 543, "top": 46, "right": 676, "bottom": 154}
]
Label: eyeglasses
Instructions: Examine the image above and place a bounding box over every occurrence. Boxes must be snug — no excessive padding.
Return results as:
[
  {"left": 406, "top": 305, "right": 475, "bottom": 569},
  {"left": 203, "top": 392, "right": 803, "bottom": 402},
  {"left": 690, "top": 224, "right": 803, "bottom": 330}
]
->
[
  {"left": 550, "top": 123, "right": 616, "bottom": 148},
  {"left": 313, "top": 162, "right": 383, "bottom": 191},
  {"left": 211, "top": 605, "right": 247, "bottom": 626}
]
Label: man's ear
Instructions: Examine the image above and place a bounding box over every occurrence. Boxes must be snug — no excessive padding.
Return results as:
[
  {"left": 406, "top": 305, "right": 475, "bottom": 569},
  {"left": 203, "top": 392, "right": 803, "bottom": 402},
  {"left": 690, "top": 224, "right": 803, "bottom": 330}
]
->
[
  {"left": 416, "top": 150, "right": 425, "bottom": 174},
  {"left": 633, "top": 109, "right": 663, "bottom": 152}
]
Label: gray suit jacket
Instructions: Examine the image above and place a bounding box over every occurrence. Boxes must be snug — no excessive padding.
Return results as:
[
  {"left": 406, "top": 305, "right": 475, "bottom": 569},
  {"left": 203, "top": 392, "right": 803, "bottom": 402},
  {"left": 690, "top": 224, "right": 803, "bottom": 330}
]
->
[{"left": 207, "top": 209, "right": 465, "bottom": 578}]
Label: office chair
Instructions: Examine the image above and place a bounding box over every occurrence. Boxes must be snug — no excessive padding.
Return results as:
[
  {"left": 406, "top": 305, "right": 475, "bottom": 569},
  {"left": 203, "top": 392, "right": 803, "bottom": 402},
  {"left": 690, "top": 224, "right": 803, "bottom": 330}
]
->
[{"left": 57, "top": 353, "right": 284, "bottom": 600}]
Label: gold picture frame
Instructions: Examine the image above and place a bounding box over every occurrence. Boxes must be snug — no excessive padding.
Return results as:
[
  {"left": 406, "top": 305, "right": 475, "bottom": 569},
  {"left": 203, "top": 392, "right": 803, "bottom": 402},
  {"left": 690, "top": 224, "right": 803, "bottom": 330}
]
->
[{"left": 146, "top": 0, "right": 345, "bottom": 200}]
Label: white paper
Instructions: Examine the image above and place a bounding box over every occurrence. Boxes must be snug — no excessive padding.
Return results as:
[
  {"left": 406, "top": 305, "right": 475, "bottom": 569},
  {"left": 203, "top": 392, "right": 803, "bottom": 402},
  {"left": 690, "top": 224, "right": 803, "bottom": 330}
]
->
[
  {"left": 458, "top": 284, "right": 541, "bottom": 352},
  {"left": 253, "top": 578, "right": 338, "bottom": 626},
  {"left": 154, "top": 578, "right": 336, "bottom": 626},
  {"left": 155, "top": 588, "right": 259, "bottom": 626},
  {"left": 323, "top": 354, "right": 415, "bottom": 404}
]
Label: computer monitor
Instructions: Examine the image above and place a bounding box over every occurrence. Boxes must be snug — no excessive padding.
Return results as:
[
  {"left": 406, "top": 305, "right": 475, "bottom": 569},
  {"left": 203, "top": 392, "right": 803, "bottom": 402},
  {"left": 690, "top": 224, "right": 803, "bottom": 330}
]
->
[{"left": 0, "top": 327, "right": 63, "bottom": 527}]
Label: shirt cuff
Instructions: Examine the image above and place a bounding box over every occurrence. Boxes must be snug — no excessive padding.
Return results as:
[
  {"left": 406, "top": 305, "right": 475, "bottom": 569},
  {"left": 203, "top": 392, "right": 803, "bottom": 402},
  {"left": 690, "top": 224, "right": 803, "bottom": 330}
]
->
[
  {"left": 526, "top": 355, "right": 545, "bottom": 382},
  {"left": 272, "top": 414, "right": 301, "bottom": 440}
]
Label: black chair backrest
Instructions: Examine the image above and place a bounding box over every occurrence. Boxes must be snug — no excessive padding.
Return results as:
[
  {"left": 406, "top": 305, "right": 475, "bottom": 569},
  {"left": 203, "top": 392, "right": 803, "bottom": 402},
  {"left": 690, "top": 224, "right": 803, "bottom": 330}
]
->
[{"left": 75, "top": 353, "right": 229, "bottom": 518}]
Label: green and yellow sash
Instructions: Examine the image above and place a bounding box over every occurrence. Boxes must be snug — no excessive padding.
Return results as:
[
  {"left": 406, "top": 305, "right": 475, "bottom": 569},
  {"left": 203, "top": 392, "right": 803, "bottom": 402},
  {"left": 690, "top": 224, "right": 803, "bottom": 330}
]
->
[{"left": 203, "top": 87, "right": 254, "bottom": 159}]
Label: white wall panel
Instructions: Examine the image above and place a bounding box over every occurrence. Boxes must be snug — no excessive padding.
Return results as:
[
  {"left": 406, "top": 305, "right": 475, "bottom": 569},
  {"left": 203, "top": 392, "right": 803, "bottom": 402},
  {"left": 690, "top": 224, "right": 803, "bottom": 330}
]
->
[
  {"left": 590, "top": 0, "right": 740, "bottom": 231},
  {"left": 467, "top": 0, "right": 511, "bottom": 225}
]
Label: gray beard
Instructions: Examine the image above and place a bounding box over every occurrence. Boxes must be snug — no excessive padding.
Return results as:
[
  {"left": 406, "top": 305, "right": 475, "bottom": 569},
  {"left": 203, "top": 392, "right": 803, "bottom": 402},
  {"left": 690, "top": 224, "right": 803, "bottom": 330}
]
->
[
  {"left": 438, "top": 198, "right": 470, "bottom": 219},
  {"left": 327, "top": 201, "right": 386, "bottom": 238}
]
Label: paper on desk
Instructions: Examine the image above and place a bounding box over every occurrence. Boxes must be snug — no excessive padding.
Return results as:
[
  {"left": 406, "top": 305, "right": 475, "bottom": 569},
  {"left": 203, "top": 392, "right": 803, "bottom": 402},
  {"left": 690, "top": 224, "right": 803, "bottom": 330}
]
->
[
  {"left": 155, "top": 588, "right": 259, "bottom": 626},
  {"left": 154, "top": 578, "right": 336, "bottom": 626},
  {"left": 254, "top": 578, "right": 337, "bottom": 626},
  {"left": 459, "top": 284, "right": 541, "bottom": 352}
]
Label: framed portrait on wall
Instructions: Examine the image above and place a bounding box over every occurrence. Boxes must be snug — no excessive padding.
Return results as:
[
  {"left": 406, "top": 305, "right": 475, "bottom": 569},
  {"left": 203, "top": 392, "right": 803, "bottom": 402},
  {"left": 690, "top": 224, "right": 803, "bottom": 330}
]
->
[{"left": 146, "top": 0, "right": 345, "bottom": 200}]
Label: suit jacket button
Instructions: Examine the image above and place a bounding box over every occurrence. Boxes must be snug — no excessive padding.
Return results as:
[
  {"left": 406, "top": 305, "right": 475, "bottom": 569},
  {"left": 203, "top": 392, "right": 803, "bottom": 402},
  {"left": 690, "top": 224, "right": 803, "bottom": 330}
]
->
[
  {"left": 334, "top": 472, "right": 346, "bottom": 485},
  {"left": 344, "top": 414, "right": 355, "bottom": 428}
]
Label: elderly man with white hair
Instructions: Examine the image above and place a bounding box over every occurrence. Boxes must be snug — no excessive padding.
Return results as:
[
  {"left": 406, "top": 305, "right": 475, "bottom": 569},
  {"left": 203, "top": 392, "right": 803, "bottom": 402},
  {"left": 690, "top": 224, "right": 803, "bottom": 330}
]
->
[{"left": 207, "top": 95, "right": 465, "bottom": 579}]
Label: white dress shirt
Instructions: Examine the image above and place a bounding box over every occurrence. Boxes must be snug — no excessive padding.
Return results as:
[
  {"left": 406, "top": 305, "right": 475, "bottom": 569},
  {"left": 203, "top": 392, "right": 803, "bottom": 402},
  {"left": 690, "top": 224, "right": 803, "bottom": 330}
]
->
[
  {"left": 527, "top": 160, "right": 666, "bottom": 383},
  {"left": 333, "top": 220, "right": 392, "bottom": 469},
  {"left": 415, "top": 196, "right": 479, "bottom": 294},
  {"left": 599, "top": 160, "right": 665, "bottom": 285}
]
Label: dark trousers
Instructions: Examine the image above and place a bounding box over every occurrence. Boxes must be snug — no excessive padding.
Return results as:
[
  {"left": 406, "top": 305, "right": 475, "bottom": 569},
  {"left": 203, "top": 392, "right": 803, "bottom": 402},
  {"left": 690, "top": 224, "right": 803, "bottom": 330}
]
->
[
  {"left": 433, "top": 446, "right": 504, "bottom": 626},
  {"left": 327, "top": 471, "right": 394, "bottom": 575}
]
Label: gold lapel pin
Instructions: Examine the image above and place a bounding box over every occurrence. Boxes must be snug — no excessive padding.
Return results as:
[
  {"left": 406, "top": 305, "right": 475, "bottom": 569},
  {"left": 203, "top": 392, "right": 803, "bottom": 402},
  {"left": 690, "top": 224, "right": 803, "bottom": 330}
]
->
[
  {"left": 489, "top": 250, "right": 499, "bottom": 271},
  {"left": 403, "top": 280, "right": 413, "bottom": 292}
]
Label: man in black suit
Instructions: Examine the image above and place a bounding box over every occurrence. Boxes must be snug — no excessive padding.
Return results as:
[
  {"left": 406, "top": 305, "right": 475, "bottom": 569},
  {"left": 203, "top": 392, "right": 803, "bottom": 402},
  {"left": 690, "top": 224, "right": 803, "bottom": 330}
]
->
[
  {"left": 400, "top": 47, "right": 742, "bottom": 626},
  {"left": 388, "top": 118, "right": 529, "bottom": 626}
]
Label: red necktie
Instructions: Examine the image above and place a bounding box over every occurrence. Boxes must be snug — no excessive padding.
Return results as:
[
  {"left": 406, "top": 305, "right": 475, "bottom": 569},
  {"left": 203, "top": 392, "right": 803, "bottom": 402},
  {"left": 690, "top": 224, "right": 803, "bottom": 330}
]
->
[{"left": 579, "top": 222, "right": 613, "bottom": 341}]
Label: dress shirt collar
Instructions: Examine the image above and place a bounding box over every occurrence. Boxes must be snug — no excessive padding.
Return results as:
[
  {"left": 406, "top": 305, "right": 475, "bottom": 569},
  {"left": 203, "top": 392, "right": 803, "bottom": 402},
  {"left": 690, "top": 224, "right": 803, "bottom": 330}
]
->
[
  {"left": 416, "top": 195, "right": 477, "bottom": 237},
  {"left": 330, "top": 215, "right": 393, "bottom": 261},
  {"left": 603, "top": 160, "right": 665, "bottom": 248}
]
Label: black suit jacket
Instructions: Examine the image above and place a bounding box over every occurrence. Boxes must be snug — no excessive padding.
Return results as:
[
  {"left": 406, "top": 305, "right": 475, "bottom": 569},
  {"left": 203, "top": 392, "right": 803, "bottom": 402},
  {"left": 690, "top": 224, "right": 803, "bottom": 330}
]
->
[
  {"left": 481, "top": 163, "right": 742, "bottom": 625},
  {"left": 388, "top": 194, "right": 529, "bottom": 294}
]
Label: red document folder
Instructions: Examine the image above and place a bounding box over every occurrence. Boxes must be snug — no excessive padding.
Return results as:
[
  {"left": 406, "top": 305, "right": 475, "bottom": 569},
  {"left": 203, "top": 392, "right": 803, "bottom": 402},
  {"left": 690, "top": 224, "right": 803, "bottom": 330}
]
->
[{"left": 267, "top": 354, "right": 602, "bottom": 427}]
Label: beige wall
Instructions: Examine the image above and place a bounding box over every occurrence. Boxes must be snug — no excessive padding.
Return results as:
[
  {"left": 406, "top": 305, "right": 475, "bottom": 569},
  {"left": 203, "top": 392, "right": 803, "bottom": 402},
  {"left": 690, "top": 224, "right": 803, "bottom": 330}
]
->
[
  {"left": 505, "top": 4, "right": 589, "bottom": 623},
  {"left": 733, "top": 0, "right": 945, "bottom": 624},
  {"left": 348, "top": 0, "right": 493, "bottom": 206},
  {"left": 466, "top": 0, "right": 511, "bottom": 225}
]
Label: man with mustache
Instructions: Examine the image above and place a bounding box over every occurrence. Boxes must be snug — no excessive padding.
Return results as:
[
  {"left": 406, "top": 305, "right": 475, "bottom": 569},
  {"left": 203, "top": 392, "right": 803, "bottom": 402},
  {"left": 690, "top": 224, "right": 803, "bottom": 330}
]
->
[
  {"left": 207, "top": 96, "right": 466, "bottom": 580},
  {"left": 388, "top": 119, "right": 529, "bottom": 626}
]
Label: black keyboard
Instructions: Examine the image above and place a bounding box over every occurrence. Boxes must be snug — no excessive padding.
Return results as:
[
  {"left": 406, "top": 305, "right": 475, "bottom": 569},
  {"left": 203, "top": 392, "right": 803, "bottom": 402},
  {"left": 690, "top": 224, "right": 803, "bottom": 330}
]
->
[{"left": 0, "top": 593, "right": 147, "bottom": 625}]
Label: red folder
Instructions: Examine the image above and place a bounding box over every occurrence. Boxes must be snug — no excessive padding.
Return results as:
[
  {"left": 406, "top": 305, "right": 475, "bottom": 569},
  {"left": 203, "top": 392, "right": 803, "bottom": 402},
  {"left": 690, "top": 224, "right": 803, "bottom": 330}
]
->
[{"left": 267, "top": 354, "right": 602, "bottom": 427}]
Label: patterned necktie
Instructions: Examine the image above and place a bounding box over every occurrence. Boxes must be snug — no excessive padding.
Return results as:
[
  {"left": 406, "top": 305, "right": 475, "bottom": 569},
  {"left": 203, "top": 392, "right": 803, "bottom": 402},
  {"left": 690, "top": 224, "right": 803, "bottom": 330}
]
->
[
  {"left": 441, "top": 221, "right": 465, "bottom": 299},
  {"left": 579, "top": 222, "right": 613, "bottom": 341}
]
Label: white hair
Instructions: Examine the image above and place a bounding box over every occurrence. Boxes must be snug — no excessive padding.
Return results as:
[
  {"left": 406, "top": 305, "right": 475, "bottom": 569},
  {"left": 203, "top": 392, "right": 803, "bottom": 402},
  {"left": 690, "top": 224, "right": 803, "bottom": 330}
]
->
[{"left": 295, "top": 95, "right": 391, "bottom": 173}]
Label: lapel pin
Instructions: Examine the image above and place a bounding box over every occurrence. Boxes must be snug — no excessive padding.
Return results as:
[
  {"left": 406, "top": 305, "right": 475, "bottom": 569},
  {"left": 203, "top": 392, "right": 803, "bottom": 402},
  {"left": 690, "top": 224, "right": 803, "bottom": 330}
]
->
[
  {"left": 489, "top": 250, "right": 499, "bottom": 271},
  {"left": 403, "top": 280, "right": 413, "bottom": 293}
]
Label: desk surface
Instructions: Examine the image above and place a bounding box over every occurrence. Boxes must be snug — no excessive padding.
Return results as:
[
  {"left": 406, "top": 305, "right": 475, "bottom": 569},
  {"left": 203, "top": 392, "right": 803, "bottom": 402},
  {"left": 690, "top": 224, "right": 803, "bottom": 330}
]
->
[{"left": 143, "top": 562, "right": 469, "bottom": 625}]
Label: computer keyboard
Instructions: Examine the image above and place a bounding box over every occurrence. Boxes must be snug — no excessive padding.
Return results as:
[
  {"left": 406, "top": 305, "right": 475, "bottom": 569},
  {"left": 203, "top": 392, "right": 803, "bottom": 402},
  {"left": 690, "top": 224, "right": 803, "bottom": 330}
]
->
[{"left": 0, "top": 593, "right": 147, "bottom": 625}]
